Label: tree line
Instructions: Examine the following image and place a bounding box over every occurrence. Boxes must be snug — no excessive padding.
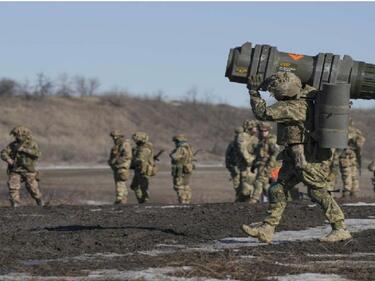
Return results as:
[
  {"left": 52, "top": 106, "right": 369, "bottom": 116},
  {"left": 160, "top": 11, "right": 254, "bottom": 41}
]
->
[{"left": 0, "top": 73, "right": 100, "bottom": 97}]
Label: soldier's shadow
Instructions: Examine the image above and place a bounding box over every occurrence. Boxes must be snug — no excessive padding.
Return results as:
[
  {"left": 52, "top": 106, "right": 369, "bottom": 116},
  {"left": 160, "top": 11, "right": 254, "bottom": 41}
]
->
[{"left": 43, "top": 225, "right": 186, "bottom": 236}]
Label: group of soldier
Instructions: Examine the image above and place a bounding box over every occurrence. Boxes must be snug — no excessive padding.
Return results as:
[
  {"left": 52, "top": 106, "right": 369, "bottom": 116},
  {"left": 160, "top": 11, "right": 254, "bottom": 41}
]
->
[
  {"left": 0, "top": 126, "right": 195, "bottom": 207},
  {"left": 108, "top": 130, "right": 194, "bottom": 205},
  {"left": 0, "top": 71, "right": 374, "bottom": 244},
  {"left": 225, "top": 117, "right": 367, "bottom": 204}
]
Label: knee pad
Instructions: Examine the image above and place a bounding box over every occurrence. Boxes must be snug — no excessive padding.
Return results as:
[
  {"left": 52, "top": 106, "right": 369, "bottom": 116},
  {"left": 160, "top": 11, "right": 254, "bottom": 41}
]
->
[{"left": 268, "top": 182, "right": 286, "bottom": 203}]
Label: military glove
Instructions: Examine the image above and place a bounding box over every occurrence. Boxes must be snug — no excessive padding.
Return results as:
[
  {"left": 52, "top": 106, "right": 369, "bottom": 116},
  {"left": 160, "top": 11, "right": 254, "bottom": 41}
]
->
[{"left": 247, "top": 74, "right": 267, "bottom": 92}]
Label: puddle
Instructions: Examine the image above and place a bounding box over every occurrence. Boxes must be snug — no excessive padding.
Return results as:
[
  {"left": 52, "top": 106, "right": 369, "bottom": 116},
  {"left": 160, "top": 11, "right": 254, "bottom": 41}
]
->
[
  {"left": 269, "top": 273, "right": 353, "bottom": 281},
  {"left": 0, "top": 267, "right": 236, "bottom": 281}
]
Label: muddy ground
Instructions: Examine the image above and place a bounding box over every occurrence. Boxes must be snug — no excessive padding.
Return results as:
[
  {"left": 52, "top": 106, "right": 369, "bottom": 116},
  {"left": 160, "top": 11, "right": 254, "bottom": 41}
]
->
[{"left": 0, "top": 168, "right": 374, "bottom": 281}]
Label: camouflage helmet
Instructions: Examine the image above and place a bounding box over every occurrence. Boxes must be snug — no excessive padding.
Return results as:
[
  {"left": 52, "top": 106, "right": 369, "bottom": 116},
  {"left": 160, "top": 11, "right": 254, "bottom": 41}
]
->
[
  {"left": 257, "top": 122, "right": 272, "bottom": 131},
  {"left": 266, "top": 72, "right": 302, "bottom": 99},
  {"left": 368, "top": 161, "right": 375, "bottom": 172},
  {"left": 132, "top": 131, "right": 149, "bottom": 143},
  {"left": 234, "top": 126, "right": 244, "bottom": 135},
  {"left": 110, "top": 130, "right": 123, "bottom": 138},
  {"left": 173, "top": 134, "right": 187, "bottom": 142},
  {"left": 10, "top": 126, "right": 31, "bottom": 137},
  {"left": 242, "top": 120, "right": 258, "bottom": 131}
]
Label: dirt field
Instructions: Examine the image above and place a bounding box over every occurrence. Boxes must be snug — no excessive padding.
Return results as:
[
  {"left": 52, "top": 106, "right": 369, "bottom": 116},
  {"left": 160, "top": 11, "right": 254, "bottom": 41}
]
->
[{"left": 0, "top": 167, "right": 374, "bottom": 281}]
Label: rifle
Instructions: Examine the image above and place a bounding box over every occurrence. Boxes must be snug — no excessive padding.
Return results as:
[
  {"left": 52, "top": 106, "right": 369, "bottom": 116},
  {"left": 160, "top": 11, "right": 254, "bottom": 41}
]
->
[
  {"left": 355, "top": 147, "right": 362, "bottom": 176},
  {"left": 154, "top": 149, "right": 165, "bottom": 162}
]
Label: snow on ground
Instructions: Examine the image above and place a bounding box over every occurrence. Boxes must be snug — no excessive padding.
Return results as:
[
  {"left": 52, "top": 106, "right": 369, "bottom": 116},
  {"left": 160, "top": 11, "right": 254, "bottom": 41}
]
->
[
  {"left": 214, "top": 219, "right": 375, "bottom": 249},
  {"left": 269, "top": 273, "right": 354, "bottom": 281},
  {"left": 343, "top": 202, "right": 375, "bottom": 207},
  {"left": 0, "top": 267, "right": 237, "bottom": 281}
]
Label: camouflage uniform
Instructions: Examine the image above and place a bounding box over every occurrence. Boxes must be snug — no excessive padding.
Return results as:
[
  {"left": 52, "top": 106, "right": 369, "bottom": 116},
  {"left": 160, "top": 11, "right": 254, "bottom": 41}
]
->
[
  {"left": 130, "top": 132, "right": 155, "bottom": 203},
  {"left": 250, "top": 122, "right": 278, "bottom": 203},
  {"left": 339, "top": 123, "right": 365, "bottom": 197},
  {"left": 368, "top": 161, "right": 375, "bottom": 192},
  {"left": 236, "top": 120, "right": 258, "bottom": 202},
  {"left": 242, "top": 72, "right": 351, "bottom": 243},
  {"left": 170, "top": 134, "right": 194, "bottom": 204},
  {"left": 225, "top": 127, "right": 243, "bottom": 201},
  {"left": 1, "top": 126, "right": 43, "bottom": 207},
  {"left": 108, "top": 130, "right": 133, "bottom": 204}
]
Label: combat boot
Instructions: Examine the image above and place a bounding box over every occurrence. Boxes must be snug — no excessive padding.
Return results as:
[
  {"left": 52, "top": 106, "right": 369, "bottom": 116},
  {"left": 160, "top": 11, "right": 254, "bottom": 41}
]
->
[
  {"left": 10, "top": 201, "right": 20, "bottom": 208},
  {"left": 36, "top": 198, "right": 44, "bottom": 207},
  {"left": 241, "top": 223, "right": 275, "bottom": 244},
  {"left": 319, "top": 229, "right": 352, "bottom": 242},
  {"left": 249, "top": 198, "right": 258, "bottom": 204}
]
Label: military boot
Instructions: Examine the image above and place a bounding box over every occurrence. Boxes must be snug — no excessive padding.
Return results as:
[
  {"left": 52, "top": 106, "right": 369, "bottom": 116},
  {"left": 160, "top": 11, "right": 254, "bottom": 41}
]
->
[
  {"left": 10, "top": 201, "right": 20, "bottom": 208},
  {"left": 249, "top": 198, "right": 258, "bottom": 204},
  {"left": 36, "top": 198, "right": 44, "bottom": 207},
  {"left": 241, "top": 223, "right": 275, "bottom": 244},
  {"left": 319, "top": 229, "right": 352, "bottom": 242}
]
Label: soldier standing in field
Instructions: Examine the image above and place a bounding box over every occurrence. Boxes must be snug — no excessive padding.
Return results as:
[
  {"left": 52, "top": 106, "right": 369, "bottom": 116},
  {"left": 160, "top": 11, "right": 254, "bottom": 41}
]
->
[
  {"left": 108, "top": 130, "right": 132, "bottom": 204},
  {"left": 130, "top": 132, "right": 155, "bottom": 203},
  {"left": 1, "top": 126, "right": 43, "bottom": 207},
  {"left": 225, "top": 127, "right": 243, "bottom": 202},
  {"left": 241, "top": 72, "right": 351, "bottom": 243},
  {"left": 250, "top": 122, "right": 278, "bottom": 203},
  {"left": 236, "top": 120, "right": 258, "bottom": 202},
  {"left": 339, "top": 120, "right": 365, "bottom": 197},
  {"left": 170, "top": 134, "right": 194, "bottom": 204}
]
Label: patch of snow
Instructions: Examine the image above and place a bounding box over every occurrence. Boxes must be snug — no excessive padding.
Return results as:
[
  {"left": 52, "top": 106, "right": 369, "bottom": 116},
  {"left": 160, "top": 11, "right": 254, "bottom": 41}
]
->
[
  {"left": 17, "top": 214, "right": 44, "bottom": 217},
  {"left": 307, "top": 252, "right": 375, "bottom": 258},
  {"left": 308, "top": 204, "right": 317, "bottom": 208},
  {"left": 343, "top": 202, "right": 375, "bottom": 207},
  {"left": 80, "top": 200, "right": 112, "bottom": 205},
  {"left": 269, "top": 273, "right": 353, "bottom": 281},
  {"left": 0, "top": 266, "right": 237, "bottom": 281},
  {"left": 144, "top": 205, "right": 192, "bottom": 209},
  {"left": 214, "top": 219, "right": 375, "bottom": 248},
  {"left": 89, "top": 208, "right": 102, "bottom": 212}
]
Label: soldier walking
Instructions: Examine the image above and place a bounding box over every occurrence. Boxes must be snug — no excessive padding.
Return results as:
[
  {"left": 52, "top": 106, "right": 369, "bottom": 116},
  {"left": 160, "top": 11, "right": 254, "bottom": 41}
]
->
[
  {"left": 225, "top": 127, "right": 243, "bottom": 202},
  {"left": 241, "top": 72, "right": 351, "bottom": 243},
  {"left": 368, "top": 161, "right": 375, "bottom": 192},
  {"left": 339, "top": 120, "right": 365, "bottom": 197},
  {"left": 236, "top": 120, "right": 258, "bottom": 202},
  {"left": 250, "top": 122, "right": 278, "bottom": 203},
  {"left": 130, "top": 132, "right": 155, "bottom": 203},
  {"left": 170, "top": 134, "right": 194, "bottom": 204},
  {"left": 1, "top": 126, "right": 43, "bottom": 207},
  {"left": 108, "top": 130, "right": 132, "bottom": 204}
]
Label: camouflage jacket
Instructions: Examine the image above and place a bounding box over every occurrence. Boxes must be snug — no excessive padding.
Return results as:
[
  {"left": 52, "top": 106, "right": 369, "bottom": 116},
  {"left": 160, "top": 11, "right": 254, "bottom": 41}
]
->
[
  {"left": 133, "top": 142, "right": 154, "bottom": 175},
  {"left": 108, "top": 137, "right": 132, "bottom": 170},
  {"left": 170, "top": 142, "right": 194, "bottom": 175},
  {"left": 236, "top": 132, "right": 258, "bottom": 168},
  {"left": 254, "top": 134, "right": 278, "bottom": 168},
  {"left": 250, "top": 94, "right": 313, "bottom": 146},
  {"left": 1, "top": 138, "right": 41, "bottom": 173}
]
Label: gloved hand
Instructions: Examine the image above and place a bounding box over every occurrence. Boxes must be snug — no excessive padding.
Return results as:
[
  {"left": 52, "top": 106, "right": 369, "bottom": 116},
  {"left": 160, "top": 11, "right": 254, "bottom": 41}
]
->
[{"left": 247, "top": 74, "right": 267, "bottom": 92}]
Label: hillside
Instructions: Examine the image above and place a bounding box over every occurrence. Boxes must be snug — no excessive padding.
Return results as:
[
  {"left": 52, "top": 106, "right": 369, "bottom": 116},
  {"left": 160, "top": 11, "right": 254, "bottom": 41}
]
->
[
  {"left": 0, "top": 95, "right": 251, "bottom": 165},
  {"left": 0, "top": 95, "right": 374, "bottom": 165}
]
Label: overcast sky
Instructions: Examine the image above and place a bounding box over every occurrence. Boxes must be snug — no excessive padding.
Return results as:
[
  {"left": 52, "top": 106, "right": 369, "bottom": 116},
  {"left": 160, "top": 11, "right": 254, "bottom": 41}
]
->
[{"left": 1, "top": 2, "right": 374, "bottom": 107}]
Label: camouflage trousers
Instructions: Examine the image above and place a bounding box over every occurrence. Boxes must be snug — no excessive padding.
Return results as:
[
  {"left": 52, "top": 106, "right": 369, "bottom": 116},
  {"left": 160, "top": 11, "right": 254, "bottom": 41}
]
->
[
  {"left": 112, "top": 168, "right": 130, "bottom": 203},
  {"left": 228, "top": 167, "right": 241, "bottom": 202},
  {"left": 252, "top": 164, "right": 271, "bottom": 202},
  {"left": 130, "top": 171, "right": 150, "bottom": 204},
  {"left": 236, "top": 167, "right": 255, "bottom": 202},
  {"left": 339, "top": 150, "right": 359, "bottom": 195},
  {"left": 264, "top": 145, "right": 346, "bottom": 231},
  {"left": 173, "top": 173, "right": 192, "bottom": 204},
  {"left": 8, "top": 171, "right": 42, "bottom": 204}
]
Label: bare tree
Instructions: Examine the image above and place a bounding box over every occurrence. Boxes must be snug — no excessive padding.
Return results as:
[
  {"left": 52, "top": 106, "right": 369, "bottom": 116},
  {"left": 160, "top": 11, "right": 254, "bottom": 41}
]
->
[
  {"left": 34, "top": 73, "right": 53, "bottom": 97},
  {"left": 87, "top": 77, "right": 100, "bottom": 96},
  {"left": 0, "top": 78, "right": 18, "bottom": 96},
  {"left": 74, "top": 75, "right": 88, "bottom": 97},
  {"left": 56, "top": 73, "right": 73, "bottom": 97}
]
